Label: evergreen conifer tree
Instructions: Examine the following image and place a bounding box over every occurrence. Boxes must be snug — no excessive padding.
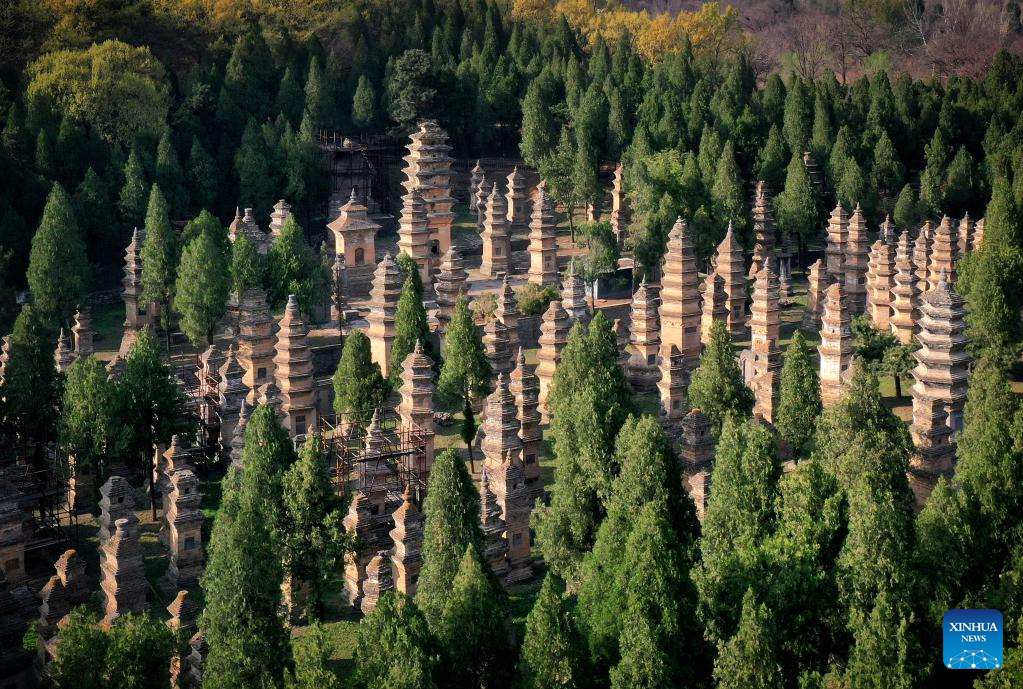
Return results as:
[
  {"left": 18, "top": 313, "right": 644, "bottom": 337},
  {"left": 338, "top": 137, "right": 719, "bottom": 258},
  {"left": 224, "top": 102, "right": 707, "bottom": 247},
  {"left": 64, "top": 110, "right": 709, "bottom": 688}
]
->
[
  {"left": 711, "top": 140, "right": 746, "bottom": 234},
  {"left": 140, "top": 184, "right": 176, "bottom": 333},
  {"left": 712, "top": 590, "right": 783, "bottom": 689},
  {"left": 757, "top": 125, "right": 788, "bottom": 192},
  {"left": 267, "top": 215, "right": 325, "bottom": 316},
  {"left": 518, "top": 574, "right": 589, "bottom": 689},
  {"left": 235, "top": 118, "right": 275, "bottom": 212},
  {"left": 520, "top": 76, "right": 557, "bottom": 167},
  {"left": 174, "top": 225, "right": 229, "bottom": 347},
  {"left": 775, "top": 151, "right": 818, "bottom": 245},
  {"left": 837, "top": 156, "right": 874, "bottom": 220},
  {"left": 437, "top": 297, "right": 492, "bottom": 411},
  {"left": 155, "top": 129, "right": 187, "bottom": 216},
  {"left": 230, "top": 232, "right": 263, "bottom": 298},
  {"left": 775, "top": 330, "right": 821, "bottom": 458},
  {"left": 0, "top": 304, "right": 61, "bottom": 454},
  {"left": 332, "top": 330, "right": 389, "bottom": 427},
  {"left": 34, "top": 128, "right": 54, "bottom": 179},
  {"left": 871, "top": 130, "right": 905, "bottom": 200},
  {"left": 396, "top": 252, "right": 425, "bottom": 299},
  {"left": 74, "top": 167, "right": 115, "bottom": 266},
  {"left": 687, "top": 321, "right": 754, "bottom": 435},
  {"left": 119, "top": 145, "right": 148, "bottom": 229},
  {"left": 352, "top": 75, "right": 377, "bottom": 131},
  {"left": 186, "top": 137, "right": 217, "bottom": 212},
  {"left": 942, "top": 145, "right": 976, "bottom": 217},
  {"left": 390, "top": 273, "right": 434, "bottom": 385},
  {"left": 27, "top": 183, "right": 88, "bottom": 329},
  {"left": 893, "top": 184, "right": 921, "bottom": 232},
  {"left": 354, "top": 593, "right": 440, "bottom": 689},
  {"left": 810, "top": 93, "right": 832, "bottom": 162},
  {"left": 782, "top": 78, "right": 812, "bottom": 155},
  {"left": 697, "top": 124, "right": 723, "bottom": 191},
  {"left": 275, "top": 64, "right": 304, "bottom": 126},
  {"left": 828, "top": 126, "right": 853, "bottom": 188},
  {"left": 59, "top": 355, "right": 116, "bottom": 490}
]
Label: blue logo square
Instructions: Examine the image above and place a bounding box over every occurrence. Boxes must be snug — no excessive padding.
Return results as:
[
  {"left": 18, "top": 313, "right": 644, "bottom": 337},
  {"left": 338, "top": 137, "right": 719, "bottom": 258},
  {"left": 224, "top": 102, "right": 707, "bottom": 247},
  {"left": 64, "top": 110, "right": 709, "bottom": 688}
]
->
[{"left": 943, "top": 609, "right": 1003, "bottom": 670}]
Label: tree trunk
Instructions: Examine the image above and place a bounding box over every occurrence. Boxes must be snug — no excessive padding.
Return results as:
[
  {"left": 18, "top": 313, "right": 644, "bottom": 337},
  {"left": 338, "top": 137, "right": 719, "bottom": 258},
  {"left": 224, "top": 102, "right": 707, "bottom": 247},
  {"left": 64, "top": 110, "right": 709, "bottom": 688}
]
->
[
  {"left": 148, "top": 449, "right": 159, "bottom": 521},
  {"left": 894, "top": 374, "right": 903, "bottom": 399}
]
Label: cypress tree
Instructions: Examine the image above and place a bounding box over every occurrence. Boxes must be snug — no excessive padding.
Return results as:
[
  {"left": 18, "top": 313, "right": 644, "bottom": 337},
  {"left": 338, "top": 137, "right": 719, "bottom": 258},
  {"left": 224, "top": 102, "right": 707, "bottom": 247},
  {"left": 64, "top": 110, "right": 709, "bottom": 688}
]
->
[
  {"left": 34, "top": 128, "right": 54, "bottom": 179},
  {"left": 275, "top": 64, "right": 304, "bottom": 126},
  {"left": 332, "top": 330, "right": 389, "bottom": 427},
  {"left": 173, "top": 225, "right": 229, "bottom": 347},
  {"left": 103, "top": 613, "right": 176, "bottom": 689},
  {"left": 396, "top": 252, "right": 425, "bottom": 299},
  {"left": 390, "top": 273, "right": 434, "bottom": 385},
  {"left": 757, "top": 125, "right": 788, "bottom": 192},
  {"left": 181, "top": 209, "right": 227, "bottom": 254},
  {"left": 775, "top": 330, "right": 821, "bottom": 458},
  {"left": 186, "top": 137, "right": 217, "bottom": 212},
  {"left": 438, "top": 546, "right": 512, "bottom": 689},
  {"left": 27, "top": 183, "right": 88, "bottom": 329},
  {"left": 354, "top": 593, "right": 440, "bottom": 689},
  {"left": 837, "top": 156, "right": 873, "bottom": 220},
  {"left": 0, "top": 304, "right": 61, "bottom": 453},
  {"left": 59, "top": 355, "right": 116, "bottom": 490},
  {"left": 437, "top": 297, "right": 492, "bottom": 408},
  {"left": 74, "top": 167, "right": 115, "bottom": 267},
  {"left": 893, "top": 184, "right": 920, "bottom": 232},
  {"left": 140, "top": 184, "right": 176, "bottom": 332},
  {"left": 352, "top": 75, "right": 377, "bottom": 131},
  {"left": 610, "top": 500, "right": 706, "bottom": 689},
  {"left": 155, "top": 129, "right": 187, "bottom": 217},
  {"left": 415, "top": 448, "right": 484, "bottom": 629},
  {"left": 960, "top": 243, "right": 1023, "bottom": 354},
  {"left": 266, "top": 215, "right": 325, "bottom": 316},
  {"left": 303, "top": 56, "right": 330, "bottom": 130},
  {"left": 520, "top": 76, "right": 556, "bottom": 167},
  {"left": 711, "top": 140, "right": 746, "bottom": 234},
  {"left": 694, "top": 416, "right": 779, "bottom": 645},
  {"left": 235, "top": 118, "right": 275, "bottom": 212},
  {"left": 229, "top": 232, "right": 263, "bottom": 298},
  {"left": 775, "top": 151, "right": 818, "bottom": 245},
  {"left": 687, "top": 320, "right": 754, "bottom": 436},
  {"left": 761, "top": 74, "right": 785, "bottom": 125},
  {"left": 697, "top": 124, "right": 722, "bottom": 190},
  {"left": 828, "top": 126, "right": 853, "bottom": 188},
  {"left": 871, "top": 130, "right": 905, "bottom": 200},
  {"left": 810, "top": 93, "right": 832, "bottom": 162},
  {"left": 119, "top": 145, "right": 148, "bottom": 229},
  {"left": 518, "top": 574, "right": 589, "bottom": 689},
  {"left": 49, "top": 608, "right": 107, "bottom": 689},
  {"left": 712, "top": 590, "right": 783, "bottom": 689},
  {"left": 782, "top": 77, "right": 812, "bottom": 156},
  {"left": 843, "top": 592, "right": 918, "bottom": 689},
  {"left": 942, "top": 145, "right": 976, "bottom": 217}
]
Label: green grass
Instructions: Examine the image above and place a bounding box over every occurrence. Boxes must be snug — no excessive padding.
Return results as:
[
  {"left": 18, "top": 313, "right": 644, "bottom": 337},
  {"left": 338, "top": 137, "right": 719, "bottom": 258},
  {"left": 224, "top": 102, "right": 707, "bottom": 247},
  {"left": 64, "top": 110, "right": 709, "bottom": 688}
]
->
[{"left": 92, "top": 300, "right": 126, "bottom": 357}]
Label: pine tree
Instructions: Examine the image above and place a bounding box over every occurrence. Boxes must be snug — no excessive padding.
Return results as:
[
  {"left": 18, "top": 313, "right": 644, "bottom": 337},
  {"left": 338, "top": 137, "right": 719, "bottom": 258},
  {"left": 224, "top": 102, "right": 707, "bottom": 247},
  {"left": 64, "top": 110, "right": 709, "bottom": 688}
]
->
[
  {"left": 711, "top": 140, "right": 746, "bottom": 234},
  {"left": 390, "top": 273, "right": 434, "bottom": 385},
  {"left": 275, "top": 64, "right": 304, "bottom": 126},
  {"left": 782, "top": 77, "right": 812, "bottom": 156},
  {"left": 140, "top": 184, "right": 176, "bottom": 332},
  {"left": 74, "top": 167, "right": 115, "bottom": 267},
  {"left": 438, "top": 546, "right": 512, "bottom": 689},
  {"left": 235, "top": 118, "right": 275, "bottom": 213},
  {"left": 871, "top": 130, "right": 905, "bottom": 200},
  {"left": 0, "top": 304, "right": 61, "bottom": 454},
  {"left": 34, "top": 128, "right": 54, "bottom": 179},
  {"left": 230, "top": 232, "right": 263, "bottom": 298},
  {"left": 267, "top": 215, "right": 325, "bottom": 316},
  {"left": 712, "top": 590, "right": 783, "bottom": 689},
  {"left": 893, "top": 184, "right": 920, "bottom": 232},
  {"left": 186, "top": 137, "right": 217, "bottom": 212},
  {"left": 155, "top": 129, "right": 187, "bottom": 217},
  {"left": 687, "top": 321, "right": 754, "bottom": 435},
  {"left": 437, "top": 297, "right": 491, "bottom": 410},
  {"left": 775, "top": 151, "right": 818, "bottom": 244},
  {"left": 174, "top": 223, "right": 229, "bottom": 347},
  {"left": 114, "top": 329, "right": 187, "bottom": 518},
  {"left": 610, "top": 500, "right": 706, "bottom": 689},
  {"left": 26, "top": 183, "right": 88, "bottom": 329},
  {"left": 281, "top": 432, "right": 349, "bottom": 620},
  {"left": 119, "top": 145, "right": 148, "bottom": 229},
  {"left": 332, "top": 330, "right": 389, "bottom": 427},
  {"left": 354, "top": 593, "right": 440, "bottom": 689},
  {"left": 518, "top": 574, "right": 589, "bottom": 689},
  {"left": 59, "top": 355, "right": 116, "bottom": 491},
  {"left": 238, "top": 403, "right": 299, "bottom": 541},
  {"left": 844, "top": 593, "right": 919, "bottom": 689},
  {"left": 810, "top": 93, "right": 833, "bottom": 163},
  {"left": 757, "top": 125, "right": 788, "bottom": 192},
  {"left": 775, "top": 330, "right": 821, "bottom": 458},
  {"left": 395, "top": 252, "right": 424, "bottom": 299},
  {"left": 351, "top": 75, "right": 377, "bottom": 131},
  {"left": 415, "top": 448, "right": 484, "bottom": 629},
  {"left": 942, "top": 145, "right": 976, "bottom": 217},
  {"left": 837, "top": 156, "right": 874, "bottom": 220},
  {"left": 202, "top": 429, "right": 292, "bottom": 689},
  {"left": 520, "top": 76, "right": 557, "bottom": 167},
  {"left": 828, "top": 126, "right": 853, "bottom": 188},
  {"left": 697, "top": 124, "right": 723, "bottom": 191},
  {"left": 303, "top": 56, "right": 330, "bottom": 130},
  {"left": 694, "top": 415, "right": 779, "bottom": 645}
]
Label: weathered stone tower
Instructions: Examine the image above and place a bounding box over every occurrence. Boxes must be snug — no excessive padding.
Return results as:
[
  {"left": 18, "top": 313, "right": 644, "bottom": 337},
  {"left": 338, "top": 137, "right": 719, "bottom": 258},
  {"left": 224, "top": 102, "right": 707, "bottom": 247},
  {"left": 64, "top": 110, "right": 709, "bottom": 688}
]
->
[
  {"left": 715, "top": 223, "right": 747, "bottom": 337},
  {"left": 72, "top": 307, "right": 94, "bottom": 358},
  {"left": 825, "top": 204, "right": 848, "bottom": 284},
  {"left": 327, "top": 189, "right": 379, "bottom": 295},
  {"left": 750, "top": 259, "right": 782, "bottom": 424},
  {"left": 680, "top": 409, "right": 715, "bottom": 520},
  {"left": 505, "top": 166, "right": 530, "bottom": 236},
  {"left": 268, "top": 199, "right": 292, "bottom": 238},
  {"left": 867, "top": 239, "right": 896, "bottom": 332},
  {"left": 481, "top": 184, "right": 511, "bottom": 278},
  {"left": 236, "top": 287, "right": 275, "bottom": 402},
  {"left": 434, "top": 246, "right": 467, "bottom": 330},
  {"left": 510, "top": 348, "right": 542, "bottom": 491},
  {"left": 845, "top": 204, "right": 870, "bottom": 314},
  {"left": 120, "top": 227, "right": 149, "bottom": 348},
  {"left": 367, "top": 254, "right": 402, "bottom": 377},
  {"left": 818, "top": 282, "right": 853, "bottom": 408},
  {"left": 659, "top": 218, "right": 702, "bottom": 367},
  {"left": 483, "top": 316, "right": 513, "bottom": 380},
  {"left": 100, "top": 517, "right": 146, "bottom": 626},
  {"left": 928, "top": 215, "right": 957, "bottom": 290},
  {"left": 956, "top": 213, "right": 974, "bottom": 257},
  {"left": 913, "top": 221, "right": 932, "bottom": 294},
  {"left": 402, "top": 120, "right": 455, "bottom": 269},
  {"left": 609, "top": 162, "right": 629, "bottom": 247},
  {"left": 889, "top": 231, "right": 919, "bottom": 345},
  {"left": 749, "top": 182, "right": 776, "bottom": 278},
  {"left": 389, "top": 488, "right": 423, "bottom": 597},
  {"left": 273, "top": 295, "right": 316, "bottom": 437},
  {"left": 397, "top": 189, "right": 433, "bottom": 284},
  {"left": 701, "top": 271, "right": 728, "bottom": 346},
  {"left": 495, "top": 277, "right": 520, "bottom": 353},
  {"left": 561, "top": 259, "right": 588, "bottom": 325},
  {"left": 398, "top": 341, "right": 436, "bottom": 476},
  {"left": 217, "top": 346, "right": 247, "bottom": 459},
  {"left": 161, "top": 469, "right": 204, "bottom": 593},
  {"left": 537, "top": 299, "right": 570, "bottom": 422},
  {"left": 658, "top": 344, "right": 687, "bottom": 426},
  {"left": 627, "top": 278, "right": 661, "bottom": 391},
  {"left": 527, "top": 181, "right": 559, "bottom": 286},
  {"left": 802, "top": 258, "right": 828, "bottom": 331}
]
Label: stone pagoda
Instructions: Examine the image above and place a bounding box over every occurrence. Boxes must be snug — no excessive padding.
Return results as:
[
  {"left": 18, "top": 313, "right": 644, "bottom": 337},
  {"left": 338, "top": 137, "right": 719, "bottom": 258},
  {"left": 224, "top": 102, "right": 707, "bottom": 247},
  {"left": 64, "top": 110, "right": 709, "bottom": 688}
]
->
[
  {"left": 818, "top": 282, "right": 853, "bottom": 408},
  {"left": 537, "top": 300, "right": 570, "bottom": 422},
  {"left": 701, "top": 271, "right": 728, "bottom": 346},
  {"left": 367, "top": 254, "right": 402, "bottom": 377},
  {"left": 273, "top": 295, "right": 316, "bottom": 437},
  {"left": 913, "top": 221, "right": 932, "bottom": 293},
  {"left": 879, "top": 214, "right": 897, "bottom": 246},
  {"left": 167, "top": 589, "right": 201, "bottom": 637},
  {"left": 229, "top": 401, "right": 250, "bottom": 470},
  {"left": 54, "top": 329, "right": 74, "bottom": 373},
  {"left": 658, "top": 344, "right": 687, "bottom": 427},
  {"left": 398, "top": 341, "right": 436, "bottom": 476},
  {"left": 928, "top": 215, "right": 957, "bottom": 290},
  {"left": 470, "top": 161, "right": 484, "bottom": 225},
  {"left": 98, "top": 476, "right": 136, "bottom": 545},
  {"left": 561, "top": 259, "right": 588, "bottom": 325},
  {"left": 434, "top": 246, "right": 467, "bottom": 329},
  {"left": 100, "top": 518, "right": 146, "bottom": 626},
  {"left": 867, "top": 240, "right": 896, "bottom": 332},
  {"left": 327, "top": 189, "right": 379, "bottom": 295},
  {"left": 750, "top": 259, "right": 782, "bottom": 424},
  {"left": 749, "top": 182, "right": 776, "bottom": 278},
  {"left": 481, "top": 184, "right": 511, "bottom": 278},
  {"left": 0, "top": 480, "right": 23, "bottom": 586},
  {"left": 475, "top": 172, "right": 489, "bottom": 230},
  {"left": 402, "top": 120, "right": 455, "bottom": 269},
  {"left": 495, "top": 277, "right": 520, "bottom": 352},
  {"left": 480, "top": 471, "right": 510, "bottom": 579},
  {"left": 609, "top": 162, "right": 629, "bottom": 247},
  {"left": 228, "top": 208, "right": 269, "bottom": 253},
  {"left": 527, "top": 181, "right": 559, "bottom": 286},
  {"left": 715, "top": 223, "right": 747, "bottom": 337},
  {"left": 236, "top": 287, "right": 275, "bottom": 401},
  {"left": 360, "top": 552, "right": 393, "bottom": 616},
  {"left": 890, "top": 231, "right": 919, "bottom": 345},
  {"left": 397, "top": 189, "right": 433, "bottom": 284},
  {"left": 845, "top": 204, "right": 870, "bottom": 314},
  {"left": 161, "top": 469, "right": 204, "bottom": 593},
  {"left": 481, "top": 374, "right": 532, "bottom": 584},
  {"left": 802, "top": 259, "right": 828, "bottom": 331},
  {"left": 389, "top": 488, "right": 423, "bottom": 597},
  {"left": 972, "top": 218, "right": 985, "bottom": 251},
  {"left": 680, "top": 409, "right": 715, "bottom": 520},
  {"left": 659, "top": 218, "right": 702, "bottom": 368},
  {"left": 483, "top": 317, "right": 513, "bottom": 380},
  {"left": 268, "top": 199, "right": 292, "bottom": 238},
  {"left": 510, "top": 348, "right": 542, "bottom": 491},
  {"left": 37, "top": 549, "right": 89, "bottom": 637},
  {"left": 957, "top": 213, "right": 974, "bottom": 257},
  {"left": 217, "top": 346, "right": 247, "bottom": 459},
  {"left": 0, "top": 569, "right": 34, "bottom": 689},
  {"left": 72, "top": 307, "right": 94, "bottom": 358},
  {"left": 505, "top": 166, "right": 530, "bottom": 236},
  {"left": 120, "top": 227, "right": 149, "bottom": 351},
  {"left": 627, "top": 278, "right": 661, "bottom": 391},
  {"left": 825, "top": 204, "right": 848, "bottom": 284},
  {"left": 909, "top": 272, "right": 970, "bottom": 506}
]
